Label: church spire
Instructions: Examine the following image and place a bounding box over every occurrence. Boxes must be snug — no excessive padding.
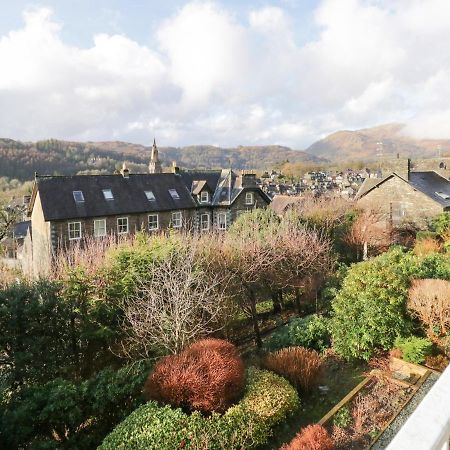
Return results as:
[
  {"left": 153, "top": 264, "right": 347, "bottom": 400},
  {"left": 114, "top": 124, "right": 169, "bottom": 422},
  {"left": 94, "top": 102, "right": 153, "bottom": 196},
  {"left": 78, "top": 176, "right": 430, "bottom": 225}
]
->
[{"left": 149, "top": 138, "right": 162, "bottom": 174}]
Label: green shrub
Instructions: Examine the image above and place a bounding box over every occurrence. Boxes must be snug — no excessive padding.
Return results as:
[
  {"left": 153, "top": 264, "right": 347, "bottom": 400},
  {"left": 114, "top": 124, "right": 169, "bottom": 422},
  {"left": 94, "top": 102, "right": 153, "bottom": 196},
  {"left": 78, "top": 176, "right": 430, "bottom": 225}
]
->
[
  {"left": 330, "top": 248, "right": 413, "bottom": 360},
  {"left": 0, "top": 361, "right": 152, "bottom": 450},
  {"left": 99, "top": 368, "right": 299, "bottom": 450},
  {"left": 431, "top": 212, "right": 450, "bottom": 236},
  {"left": 264, "top": 315, "right": 331, "bottom": 352},
  {"left": 416, "top": 230, "right": 440, "bottom": 241},
  {"left": 333, "top": 405, "right": 352, "bottom": 428},
  {"left": 394, "top": 336, "right": 433, "bottom": 364}
]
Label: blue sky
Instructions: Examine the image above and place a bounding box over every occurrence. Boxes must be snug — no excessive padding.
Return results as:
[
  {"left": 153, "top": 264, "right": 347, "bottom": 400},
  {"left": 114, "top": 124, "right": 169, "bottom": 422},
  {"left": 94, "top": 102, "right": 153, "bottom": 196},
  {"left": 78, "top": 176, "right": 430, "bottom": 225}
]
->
[
  {"left": 1, "top": 0, "right": 450, "bottom": 147},
  {"left": 0, "top": 1, "right": 318, "bottom": 48}
]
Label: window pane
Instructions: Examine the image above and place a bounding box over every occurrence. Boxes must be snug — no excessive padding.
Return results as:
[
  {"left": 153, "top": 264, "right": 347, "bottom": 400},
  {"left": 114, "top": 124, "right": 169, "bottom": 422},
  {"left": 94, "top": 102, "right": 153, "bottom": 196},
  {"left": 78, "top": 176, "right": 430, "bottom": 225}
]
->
[
  {"left": 103, "top": 189, "right": 113, "bottom": 200},
  {"left": 172, "top": 211, "right": 182, "bottom": 228},
  {"left": 68, "top": 222, "right": 81, "bottom": 239},
  {"left": 201, "top": 213, "right": 209, "bottom": 230},
  {"left": 117, "top": 217, "right": 128, "bottom": 234},
  {"left": 94, "top": 219, "right": 106, "bottom": 237},
  {"left": 169, "top": 189, "right": 180, "bottom": 200},
  {"left": 145, "top": 190, "right": 156, "bottom": 201},
  {"left": 73, "top": 191, "right": 84, "bottom": 203},
  {"left": 148, "top": 214, "right": 158, "bottom": 230}
]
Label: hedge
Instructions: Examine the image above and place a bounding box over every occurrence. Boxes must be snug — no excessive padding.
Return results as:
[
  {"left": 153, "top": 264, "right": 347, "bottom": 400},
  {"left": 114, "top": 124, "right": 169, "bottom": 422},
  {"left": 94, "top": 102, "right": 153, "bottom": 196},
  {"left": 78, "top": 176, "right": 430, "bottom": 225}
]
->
[{"left": 99, "top": 367, "right": 300, "bottom": 450}]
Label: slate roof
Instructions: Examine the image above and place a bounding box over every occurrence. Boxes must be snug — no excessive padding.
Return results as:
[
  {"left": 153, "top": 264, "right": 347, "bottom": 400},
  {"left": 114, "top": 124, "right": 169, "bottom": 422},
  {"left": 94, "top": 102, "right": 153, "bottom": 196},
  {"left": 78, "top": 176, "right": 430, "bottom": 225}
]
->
[
  {"left": 14, "top": 220, "right": 31, "bottom": 239},
  {"left": 269, "top": 195, "right": 304, "bottom": 215},
  {"left": 181, "top": 169, "right": 271, "bottom": 206},
  {"left": 356, "top": 170, "right": 450, "bottom": 209},
  {"left": 33, "top": 173, "right": 197, "bottom": 221},
  {"left": 179, "top": 171, "right": 222, "bottom": 194},
  {"left": 355, "top": 177, "right": 386, "bottom": 199},
  {"left": 409, "top": 171, "right": 450, "bottom": 208}
]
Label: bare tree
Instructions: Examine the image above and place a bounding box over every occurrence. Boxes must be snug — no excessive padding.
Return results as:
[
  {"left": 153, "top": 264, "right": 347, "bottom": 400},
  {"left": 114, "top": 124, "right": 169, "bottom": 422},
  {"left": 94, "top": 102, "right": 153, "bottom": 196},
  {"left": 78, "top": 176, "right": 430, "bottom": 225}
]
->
[
  {"left": 122, "top": 240, "right": 231, "bottom": 356},
  {"left": 270, "top": 219, "right": 333, "bottom": 312},
  {"left": 344, "top": 207, "right": 391, "bottom": 260},
  {"left": 408, "top": 279, "right": 450, "bottom": 352}
]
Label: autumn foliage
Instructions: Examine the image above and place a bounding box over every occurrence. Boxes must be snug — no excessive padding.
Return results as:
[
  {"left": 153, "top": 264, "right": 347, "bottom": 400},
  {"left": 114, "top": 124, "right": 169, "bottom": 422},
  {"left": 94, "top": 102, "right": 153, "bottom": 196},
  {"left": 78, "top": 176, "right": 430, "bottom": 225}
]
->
[
  {"left": 408, "top": 279, "right": 450, "bottom": 350},
  {"left": 281, "top": 424, "right": 334, "bottom": 450},
  {"left": 263, "top": 347, "right": 323, "bottom": 392},
  {"left": 143, "top": 339, "right": 245, "bottom": 414}
]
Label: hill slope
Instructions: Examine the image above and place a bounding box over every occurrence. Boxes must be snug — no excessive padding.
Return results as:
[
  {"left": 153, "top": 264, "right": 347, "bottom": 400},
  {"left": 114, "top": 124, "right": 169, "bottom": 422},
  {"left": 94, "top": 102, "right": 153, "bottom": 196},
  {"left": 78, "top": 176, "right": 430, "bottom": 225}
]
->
[
  {"left": 0, "top": 139, "right": 323, "bottom": 182},
  {"left": 306, "top": 123, "right": 450, "bottom": 160}
]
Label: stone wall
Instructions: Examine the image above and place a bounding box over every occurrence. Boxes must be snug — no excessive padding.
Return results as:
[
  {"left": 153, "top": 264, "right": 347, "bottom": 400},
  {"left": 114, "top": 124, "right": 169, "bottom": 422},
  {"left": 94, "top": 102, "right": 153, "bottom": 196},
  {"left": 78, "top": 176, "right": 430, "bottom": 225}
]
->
[{"left": 357, "top": 175, "right": 443, "bottom": 229}]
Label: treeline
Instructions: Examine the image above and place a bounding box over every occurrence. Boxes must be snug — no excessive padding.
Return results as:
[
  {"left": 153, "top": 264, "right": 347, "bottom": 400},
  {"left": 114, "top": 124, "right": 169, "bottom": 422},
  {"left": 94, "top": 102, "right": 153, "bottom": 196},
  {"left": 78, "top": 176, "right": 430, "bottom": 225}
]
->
[{"left": 0, "top": 138, "right": 323, "bottom": 181}]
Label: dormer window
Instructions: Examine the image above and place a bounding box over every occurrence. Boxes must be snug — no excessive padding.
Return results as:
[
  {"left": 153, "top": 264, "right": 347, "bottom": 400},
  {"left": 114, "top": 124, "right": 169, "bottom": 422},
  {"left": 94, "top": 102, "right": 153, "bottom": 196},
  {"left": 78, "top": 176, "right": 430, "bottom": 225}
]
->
[
  {"left": 103, "top": 189, "right": 114, "bottom": 200},
  {"left": 245, "top": 192, "right": 254, "bottom": 205},
  {"left": 169, "top": 189, "right": 180, "bottom": 200},
  {"left": 145, "top": 190, "right": 156, "bottom": 201},
  {"left": 73, "top": 191, "right": 84, "bottom": 203},
  {"left": 200, "top": 191, "right": 209, "bottom": 203}
]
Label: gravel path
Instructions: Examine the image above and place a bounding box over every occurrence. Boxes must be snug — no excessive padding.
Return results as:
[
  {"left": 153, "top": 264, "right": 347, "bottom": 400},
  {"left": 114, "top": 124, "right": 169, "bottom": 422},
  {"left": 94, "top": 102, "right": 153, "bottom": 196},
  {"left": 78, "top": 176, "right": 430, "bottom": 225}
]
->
[{"left": 371, "top": 372, "right": 440, "bottom": 450}]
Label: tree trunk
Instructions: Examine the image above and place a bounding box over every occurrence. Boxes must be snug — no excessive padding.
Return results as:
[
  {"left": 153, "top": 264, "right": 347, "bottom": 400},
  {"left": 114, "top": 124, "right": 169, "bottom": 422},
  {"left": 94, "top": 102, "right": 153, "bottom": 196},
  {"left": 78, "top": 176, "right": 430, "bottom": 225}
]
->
[
  {"left": 249, "top": 290, "right": 263, "bottom": 348},
  {"left": 363, "top": 241, "right": 368, "bottom": 260},
  {"left": 294, "top": 287, "right": 301, "bottom": 314},
  {"left": 271, "top": 290, "right": 282, "bottom": 314}
]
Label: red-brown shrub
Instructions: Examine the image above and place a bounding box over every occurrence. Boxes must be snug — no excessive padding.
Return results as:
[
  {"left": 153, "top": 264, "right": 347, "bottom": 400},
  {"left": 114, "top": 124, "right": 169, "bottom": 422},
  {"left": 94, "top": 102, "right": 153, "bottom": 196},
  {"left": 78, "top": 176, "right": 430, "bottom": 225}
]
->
[
  {"left": 263, "top": 347, "right": 323, "bottom": 392},
  {"left": 143, "top": 338, "right": 245, "bottom": 414},
  {"left": 413, "top": 238, "right": 442, "bottom": 256},
  {"left": 281, "top": 424, "right": 334, "bottom": 450},
  {"left": 425, "top": 354, "right": 450, "bottom": 371}
]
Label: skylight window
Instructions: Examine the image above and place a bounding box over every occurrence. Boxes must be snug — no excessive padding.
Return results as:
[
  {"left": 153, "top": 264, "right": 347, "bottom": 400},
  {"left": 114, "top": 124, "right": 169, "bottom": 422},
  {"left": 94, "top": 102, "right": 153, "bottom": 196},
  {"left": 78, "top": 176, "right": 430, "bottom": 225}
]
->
[
  {"left": 435, "top": 191, "right": 450, "bottom": 200},
  {"left": 102, "top": 189, "right": 114, "bottom": 200},
  {"left": 73, "top": 191, "right": 84, "bottom": 203},
  {"left": 145, "top": 190, "right": 156, "bottom": 201},
  {"left": 168, "top": 189, "right": 180, "bottom": 200}
]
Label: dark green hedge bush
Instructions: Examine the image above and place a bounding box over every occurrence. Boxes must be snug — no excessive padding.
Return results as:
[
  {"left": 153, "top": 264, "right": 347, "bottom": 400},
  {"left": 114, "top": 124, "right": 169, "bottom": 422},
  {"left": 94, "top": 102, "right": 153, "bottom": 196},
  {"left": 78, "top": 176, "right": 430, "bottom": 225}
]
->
[
  {"left": 0, "top": 361, "right": 152, "bottom": 450},
  {"left": 99, "top": 367, "right": 300, "bottom": 450},
  {"left": 264, "top": 314, "right": 331, "bottom": 352}
]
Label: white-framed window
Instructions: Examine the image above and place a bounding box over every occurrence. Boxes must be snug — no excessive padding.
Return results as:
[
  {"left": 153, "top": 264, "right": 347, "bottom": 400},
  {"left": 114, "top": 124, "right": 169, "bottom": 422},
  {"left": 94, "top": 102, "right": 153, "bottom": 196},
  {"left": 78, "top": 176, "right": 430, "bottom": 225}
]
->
[
  {"left": 117, "top": 217, "right": 129, "bottom": 234},
  {"left": 103, "top": 189, "right": 114, "bottom": 200},
  {"left": 200, "top": 213, "right": 210, "bottom": 231},
  {"left": 145, "top": 190, "right": 156, "bottom": 201},
  {"left": 169, "top": 189, "right": 180, "bottom": 200},
  {"left": 68, "top": 221, "right": 82, "bottom": 240},
  {"left": 94, "top": 219, "right": 106, "bottom": 238},
  {"left": 245, "top": 192, "right": 254, "bottom": 205},
  {"left": 172, "top": 211, "right": 182, "bottom": 228},
  {"left": 73, "top": 190, "right": 84, "bottom": 203},
  {"left": 200, "top": 191, "right": 209, "bottom": 203},
  {"left": 148, "top": 214, "right": 159, "bottom": 231},
  {"left": 218, "top": 212, "right": 227, "bottom": 230}
]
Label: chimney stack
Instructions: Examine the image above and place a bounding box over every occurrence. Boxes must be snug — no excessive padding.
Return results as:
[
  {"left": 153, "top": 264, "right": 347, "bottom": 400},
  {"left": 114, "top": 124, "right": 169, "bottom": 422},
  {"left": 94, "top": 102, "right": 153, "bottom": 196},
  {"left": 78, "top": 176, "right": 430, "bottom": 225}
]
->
[
  {"left": 171, "top": 161, "right": 180, "bottom": 174},
  {"left": 120, "top": 162, "right": 130, "bottom": 178}
]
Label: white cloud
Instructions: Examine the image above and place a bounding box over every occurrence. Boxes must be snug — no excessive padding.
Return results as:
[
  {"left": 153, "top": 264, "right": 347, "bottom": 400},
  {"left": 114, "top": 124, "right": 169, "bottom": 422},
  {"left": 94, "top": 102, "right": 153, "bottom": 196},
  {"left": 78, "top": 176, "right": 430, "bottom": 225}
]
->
[{"left": 2, "top": 1, "right": 450, "bottom": 149}]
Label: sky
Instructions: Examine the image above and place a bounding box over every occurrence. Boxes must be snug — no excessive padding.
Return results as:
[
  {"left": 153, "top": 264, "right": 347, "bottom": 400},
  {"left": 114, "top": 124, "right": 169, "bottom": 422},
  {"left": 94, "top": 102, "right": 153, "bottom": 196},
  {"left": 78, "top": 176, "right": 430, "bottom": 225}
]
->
[{"left": 1, "top": 0, "right": 450, "bottom": 148}]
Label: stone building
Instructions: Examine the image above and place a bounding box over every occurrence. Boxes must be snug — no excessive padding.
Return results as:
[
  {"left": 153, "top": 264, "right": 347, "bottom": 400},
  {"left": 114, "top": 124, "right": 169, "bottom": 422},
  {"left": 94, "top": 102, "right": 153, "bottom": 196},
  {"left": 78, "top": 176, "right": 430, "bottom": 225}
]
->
[
  {"left": 356, "top": 158, "right": 450, "bottom": 229},
  {"left": 23, "top": 141, "right": 271, "bottom": 276}
]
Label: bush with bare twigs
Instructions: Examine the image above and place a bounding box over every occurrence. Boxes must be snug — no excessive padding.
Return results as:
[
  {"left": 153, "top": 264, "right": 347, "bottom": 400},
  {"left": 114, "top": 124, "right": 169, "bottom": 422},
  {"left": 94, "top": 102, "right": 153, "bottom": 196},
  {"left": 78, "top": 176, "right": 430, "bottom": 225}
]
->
[
  {"left": 143, "top": 339, "right": 245, "bottom": 414},
  {"left": 413, "top": 237, "right": 442, "bottom": 256},
  {"left": 408, "top": 279, "right": 450, "bottom": 352},
  {"left": 281, "top": 424, "right": 334, "bottom": 450},
  {"left": 263, "top": 347, "right": 323, "bottom": 392}
]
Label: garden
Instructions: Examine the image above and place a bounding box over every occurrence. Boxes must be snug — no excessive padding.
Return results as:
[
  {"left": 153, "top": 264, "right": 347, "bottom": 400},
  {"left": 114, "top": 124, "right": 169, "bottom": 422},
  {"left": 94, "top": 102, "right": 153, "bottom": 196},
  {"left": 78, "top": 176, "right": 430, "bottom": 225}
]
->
[{"left": 0, "top": 205, "right": 449, "bottom": 449}]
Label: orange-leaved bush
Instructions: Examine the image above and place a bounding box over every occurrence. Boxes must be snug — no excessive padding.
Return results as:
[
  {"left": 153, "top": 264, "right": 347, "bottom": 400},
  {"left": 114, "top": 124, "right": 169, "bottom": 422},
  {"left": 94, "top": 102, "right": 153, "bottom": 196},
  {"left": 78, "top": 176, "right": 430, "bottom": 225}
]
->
[
  {"left": 281, "top": 424, "right": 334, "bottom": 450},
  {"left": 263, "top": 347, "right": 323, "bottom": 392},
  {"left": 143, "top": 338, "right": 245, "bottom": 414}
]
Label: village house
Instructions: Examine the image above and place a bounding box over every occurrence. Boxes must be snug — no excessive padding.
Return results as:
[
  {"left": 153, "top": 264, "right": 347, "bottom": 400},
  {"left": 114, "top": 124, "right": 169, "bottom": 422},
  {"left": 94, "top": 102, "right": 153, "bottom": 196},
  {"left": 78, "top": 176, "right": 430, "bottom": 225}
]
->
[
  {"left": 23, "top": 140, "right": 271, "bottom": 276},
  {"left": 356, "top": 157, "right": 450, "bottom": 229}
]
